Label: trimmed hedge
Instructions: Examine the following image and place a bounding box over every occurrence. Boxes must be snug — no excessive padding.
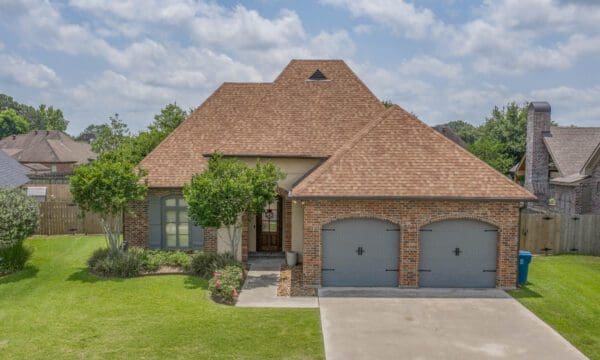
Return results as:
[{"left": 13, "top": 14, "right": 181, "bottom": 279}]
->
[{"left": 190, "top": 252, "right": 242, "bottom": 278}]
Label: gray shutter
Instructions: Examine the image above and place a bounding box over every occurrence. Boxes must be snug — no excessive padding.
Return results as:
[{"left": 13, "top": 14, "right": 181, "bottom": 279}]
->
[
  {"left": 189, "top": 219, "right": 204, "bottom": 250},
  {"left": 148, "top": 195, "right": 162, "bottom": 249}
]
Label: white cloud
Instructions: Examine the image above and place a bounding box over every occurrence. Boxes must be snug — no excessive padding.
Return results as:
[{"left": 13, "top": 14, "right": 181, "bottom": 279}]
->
[
  {"left": 398, "top": 55, "right": 463, "bottom": 80},
  {"left": 321, "top": 0, "right": 442, "bottom": 39},
  {"left": 190, "top": 7, "right": 306, "bottom": 50},
  {"left": 530, "top": 86, "right": 600, "bottom": 126},
  {"left": 0, "top": 52, "right": 59, "bottom": 88},
  {"left": 446, "top": 0, "right": 600, "bottom": 74},
  {"left": 353, "top": 24, "right": 373, "bottom": 35}
]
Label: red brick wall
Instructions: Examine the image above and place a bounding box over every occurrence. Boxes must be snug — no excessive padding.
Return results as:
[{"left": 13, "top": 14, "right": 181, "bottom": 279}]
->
[
  {"left": 283, "top": 198, "right": 292, "bottom": 252},
  {"left": 123, "top": 188, "right": 217, "bottom": 252},
  {"left": 302, "top": 199, "right": 521, "bottom": 289}
]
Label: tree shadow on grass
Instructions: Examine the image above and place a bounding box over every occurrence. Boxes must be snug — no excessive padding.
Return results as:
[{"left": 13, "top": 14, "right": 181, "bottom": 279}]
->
[
  {"left": 66, "top": 268, "right": 125, "bottom": 283},
  {"left": 509, "top": 282, "right": 543, "bottom": 299},
  {"left": 184, "top": 275, "right": 208, "bottom": 290},
  {"left": 0, "top": 265, "right": 39, "bottom": 286}
]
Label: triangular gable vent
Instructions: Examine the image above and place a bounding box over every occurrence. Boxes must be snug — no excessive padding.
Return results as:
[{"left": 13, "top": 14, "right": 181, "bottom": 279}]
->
[{"left": 308, "top": 69, "right": 327, "bottom": 81}]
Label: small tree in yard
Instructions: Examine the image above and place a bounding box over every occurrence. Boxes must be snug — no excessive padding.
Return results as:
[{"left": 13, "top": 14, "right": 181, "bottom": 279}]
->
[
  {"left": 184, "top": 154, "right": 284, "bottom": 257},
  {"left": 70, "top": 158, "right": 147, "bottom": 252}
]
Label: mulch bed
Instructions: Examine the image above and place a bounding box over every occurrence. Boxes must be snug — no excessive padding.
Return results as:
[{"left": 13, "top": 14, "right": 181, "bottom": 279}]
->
[{"left": 277, "top": 264, "right": 317, "bottom": 297}]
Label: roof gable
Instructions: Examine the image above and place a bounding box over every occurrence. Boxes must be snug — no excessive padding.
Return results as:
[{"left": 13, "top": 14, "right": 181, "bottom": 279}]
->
[
  {"left": 140, "top": 59, "right": 385, "bottom": 187},
  {"left": 290, "top": 106, "right": 535, "bottom": 200},
  {"left": 0, "top": 130, "right": 96, "bottom": 164},
  {"left": 543, "top": 126, "right": 600, "bottom": 177}
]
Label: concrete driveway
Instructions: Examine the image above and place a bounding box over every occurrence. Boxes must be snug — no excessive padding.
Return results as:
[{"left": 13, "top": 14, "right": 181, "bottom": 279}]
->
[{"left": 318, "top": 288, "right": 587, "bottom": 360}]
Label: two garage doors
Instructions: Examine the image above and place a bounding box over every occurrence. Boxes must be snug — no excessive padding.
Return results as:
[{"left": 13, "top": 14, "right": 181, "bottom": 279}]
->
[{"left": 322, "top": 218, "right": 497, "bottom": 288}]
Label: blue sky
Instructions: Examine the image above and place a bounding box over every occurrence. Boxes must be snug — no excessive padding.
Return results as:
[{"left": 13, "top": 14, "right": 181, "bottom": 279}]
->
[{"left": 1, "top": 0, "right": 599, "bottom": 135}]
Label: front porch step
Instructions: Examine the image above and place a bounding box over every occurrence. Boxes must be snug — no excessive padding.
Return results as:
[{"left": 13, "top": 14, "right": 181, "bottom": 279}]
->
[{"left": 248, "top": 251, "right": 285, "bottom": 259}]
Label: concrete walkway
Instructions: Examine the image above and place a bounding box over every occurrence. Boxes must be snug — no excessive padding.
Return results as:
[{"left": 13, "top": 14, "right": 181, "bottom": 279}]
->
[
  {"left": 236, "top": 258, "right": 318, "bottom": 308},
  {"left": 319, "top": 288, "right": 587, "bottom": 360}
]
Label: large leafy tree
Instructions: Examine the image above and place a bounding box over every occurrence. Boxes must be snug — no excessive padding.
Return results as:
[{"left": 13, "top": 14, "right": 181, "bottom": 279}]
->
[
  {"left": 76, "top": 124, "right": 110, "bottom": 142},
  {"left": 37, "top": 104, "right": 69, "bottom": 131},
  {"left": 91, "top": 114, "right": 130, "bottom": 154},
  {"left": 444, "top": 120, "right": 480, "bottom": 145},
  {"left": 0, "top": 94, "right": 69, "bottom": 131},
  {"left": 70, "top": 158, "right": 147, "bottom": 251},
  {"left": 0, "top": 109, "right": 30, "bottom": 139},
  {"left": 149, "top": 102, "right": 187, "bottom": 134},
  {"left": 183, "top": 154, "right": 284, "bottom": 256}
]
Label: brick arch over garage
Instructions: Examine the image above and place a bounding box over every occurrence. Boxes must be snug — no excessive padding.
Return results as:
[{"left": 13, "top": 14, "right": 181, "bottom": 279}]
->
[{"left": 301, "top": 199, "right": 521, "bottom": 289}]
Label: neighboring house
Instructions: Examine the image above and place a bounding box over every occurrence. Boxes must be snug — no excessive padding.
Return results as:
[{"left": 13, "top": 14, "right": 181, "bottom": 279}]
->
[
  {"left": 522, "top": 102, "right": 600, "bottom": 214},
  {"left": 0, "top": 149, "right": 29, "bottom": 188},
  {"left": 0, "top": 130, "right": 96, "bottom": 201},
  {"left": 125, "top": 60, "right": 534, "bottom": 289},
  {"left": 432, "top": 124, "right": 467, "bottom": 148}
]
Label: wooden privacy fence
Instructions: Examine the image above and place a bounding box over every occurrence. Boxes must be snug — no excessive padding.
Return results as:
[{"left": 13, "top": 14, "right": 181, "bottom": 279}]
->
[
  {"left": 36, "top": 202, "right": 104, "bottom": 235},
  {"left": 520, "top": 212, "right": 600, "bottom": 256}
]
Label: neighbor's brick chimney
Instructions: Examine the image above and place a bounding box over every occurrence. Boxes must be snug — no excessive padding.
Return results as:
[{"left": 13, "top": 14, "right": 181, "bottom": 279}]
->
[{"left": 525, "top": 101, "right": 551, "bottom": 205}]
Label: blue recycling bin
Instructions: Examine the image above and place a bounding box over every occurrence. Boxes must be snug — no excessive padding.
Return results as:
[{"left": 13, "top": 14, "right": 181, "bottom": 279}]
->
[{"left": 518, "top": 251, "right": 532, "bottom": 286}]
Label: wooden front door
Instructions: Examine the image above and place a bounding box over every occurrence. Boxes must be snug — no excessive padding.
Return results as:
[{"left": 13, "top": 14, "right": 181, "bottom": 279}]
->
[{"left": 256, "top": 197, "right": 282, "bottom": 252}]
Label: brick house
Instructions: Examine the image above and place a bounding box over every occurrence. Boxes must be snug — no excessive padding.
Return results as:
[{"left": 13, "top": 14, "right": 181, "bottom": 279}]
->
[
  {"left": 125, "top": 60, "right": 534, "bottom": 289},
  {"left": 0, "top": 130, "right": 96, "bottom": 201},
  {"left": 523, "top": 102, "right": 600, "bottom": 214}
]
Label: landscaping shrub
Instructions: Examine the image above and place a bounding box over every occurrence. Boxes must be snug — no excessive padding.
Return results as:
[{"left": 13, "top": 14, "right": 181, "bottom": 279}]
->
[
  {"left": 190, "top": 252, "right": 242, "bottom": 278},
  {"left": 88, "top": 248, "right": 143, "bottom": 278},
  {"left": 208, "top": 265, "right": 244, "bottom": 304},
  {"left": 0, "top": 188, "right": 39, "bottom": 248},
  {"left": 137, "top": 249, "right": 193, "bottom": 272},
  {"left": 0, "top": 242, "right": 32, "bottom": 275},
  {"left": 0, "top": 188, "right": 38, "bottom": 274}
]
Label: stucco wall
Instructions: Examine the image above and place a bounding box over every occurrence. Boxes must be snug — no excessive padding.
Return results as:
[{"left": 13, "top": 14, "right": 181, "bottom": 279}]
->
[{"left": 238, "top": 157, "right": 322, "bottom": 190}]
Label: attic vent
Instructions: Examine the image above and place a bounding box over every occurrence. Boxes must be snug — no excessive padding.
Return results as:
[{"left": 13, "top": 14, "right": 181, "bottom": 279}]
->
[{"left": 308, "top": 69, "right": 327, "bottom": 81}]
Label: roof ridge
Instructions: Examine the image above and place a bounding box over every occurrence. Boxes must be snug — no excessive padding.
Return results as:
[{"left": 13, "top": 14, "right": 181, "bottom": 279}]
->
[{"left": 291, "top": 106, "right": 397, "bottom": 195}]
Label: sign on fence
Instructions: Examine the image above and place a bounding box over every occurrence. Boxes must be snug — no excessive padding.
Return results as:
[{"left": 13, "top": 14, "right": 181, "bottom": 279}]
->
[
  {"left": 36, "top": 202, "right": 103, "bottom": 235},
  {"left": 520, "top": 211, "right": 600, "bottom": 256}
]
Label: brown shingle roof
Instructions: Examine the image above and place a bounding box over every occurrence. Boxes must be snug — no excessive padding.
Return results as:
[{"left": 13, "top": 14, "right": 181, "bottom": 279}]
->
[
  {"left": 543, "top": 126, "right": 600, "bottom": 177},
  {"left": 290, "top": 106, "right": 535, "bottom": 200},
  {"left": 0, "top": 130, "right": 96, "bottom": 165},
  {"left": 140, "top": 60, "right": 385, "bottom": 187}
]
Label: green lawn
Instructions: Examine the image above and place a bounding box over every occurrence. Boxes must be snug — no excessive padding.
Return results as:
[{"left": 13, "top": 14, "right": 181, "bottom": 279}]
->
[
  {"left": 0, "top": 236, "right": 324, "bottom": 359},
  {"left": 510, "top": 255, "right": 600, "bottom": 359}
]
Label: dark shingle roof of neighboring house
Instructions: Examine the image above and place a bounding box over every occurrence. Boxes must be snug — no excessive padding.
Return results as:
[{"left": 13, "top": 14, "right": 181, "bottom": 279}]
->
[
  {"left": 543, "top": 126, "right": 600, "bottom": 183},
  {"left": 433, "top": 125, "right": 467, "bottom": 148},
  {"left": 290, "top": 106, "right": 534, "bottom": 200},
  {"left": 0, "top": 130, "right": 96, "bottom": 165},
  {"left": 0, "top": 150, "right": 29, "bottom": 188}
]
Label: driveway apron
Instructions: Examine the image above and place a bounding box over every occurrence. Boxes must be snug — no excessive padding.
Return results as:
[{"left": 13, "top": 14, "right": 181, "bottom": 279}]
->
[{"left": 318, "top": 288, "right": 587, "bottom": 360}]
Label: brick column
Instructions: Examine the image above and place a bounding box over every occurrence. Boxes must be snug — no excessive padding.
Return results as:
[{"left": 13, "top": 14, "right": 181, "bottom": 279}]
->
[
  {"left": 399, "top": 224, "right": 418, "bottom": 287},
  {"left": 203, "top": 228, "right": 218, "bottom": 253},
  {"left": 302, "top": 202, "right": 321, "bottom": 286},
  {"left": 283, "top": 198, "right": 292, "bottom": 252}
]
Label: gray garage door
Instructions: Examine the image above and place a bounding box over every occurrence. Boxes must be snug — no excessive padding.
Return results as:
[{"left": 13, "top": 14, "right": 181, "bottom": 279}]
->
[
  {"left": 419, "top": 219, "right": 497, "bottom": 288},
  {"left": 322, "top": 218, "right": 399, "bottom": 287}
]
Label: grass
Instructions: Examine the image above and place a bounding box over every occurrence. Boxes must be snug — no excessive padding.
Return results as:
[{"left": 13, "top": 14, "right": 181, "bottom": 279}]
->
[
  {"left": 509, "top": 255, "right": 600, "bottom": 359},
  {"left": 0, "top": 236, "right": 324, "bottom": 359}
]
